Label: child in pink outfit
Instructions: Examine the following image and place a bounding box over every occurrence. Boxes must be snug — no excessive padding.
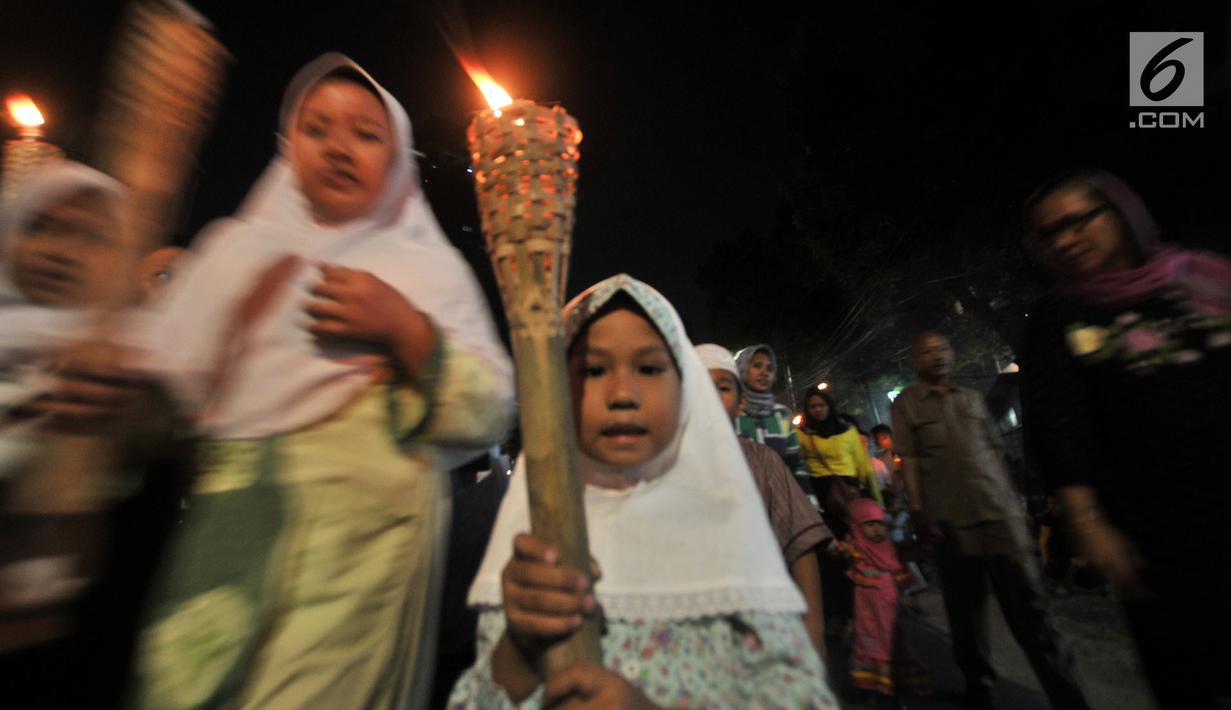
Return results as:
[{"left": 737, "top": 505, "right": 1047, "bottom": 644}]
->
[{"left": 832, "top": 498, "right": 930, "bottom": 706}]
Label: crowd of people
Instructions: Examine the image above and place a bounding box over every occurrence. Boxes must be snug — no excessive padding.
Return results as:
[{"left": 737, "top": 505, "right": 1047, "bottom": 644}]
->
[{"left": 1, "top": 53, "right": 1228, "bottom": 710}]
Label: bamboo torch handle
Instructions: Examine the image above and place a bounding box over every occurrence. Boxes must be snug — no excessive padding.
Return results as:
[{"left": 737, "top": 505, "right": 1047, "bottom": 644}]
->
[{"left": 512, "top": 332, "right": 603, "bottom": 673}]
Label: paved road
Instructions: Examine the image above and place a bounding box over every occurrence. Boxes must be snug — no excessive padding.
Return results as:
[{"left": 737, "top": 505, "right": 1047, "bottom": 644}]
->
[{"left": 823, "top": 581, "right": 1159, "bottom": 709}]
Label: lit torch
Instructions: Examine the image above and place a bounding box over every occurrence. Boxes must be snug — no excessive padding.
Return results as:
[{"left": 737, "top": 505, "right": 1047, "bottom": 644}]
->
[
  {"left": 466, "top": 74, "right": 598, "bottom": 674},
  {"left": 2, "top": 94, "right": 63, "bottom": 203}
]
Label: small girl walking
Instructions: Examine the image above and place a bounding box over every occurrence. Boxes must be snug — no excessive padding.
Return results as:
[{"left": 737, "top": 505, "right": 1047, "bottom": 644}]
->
[
  {"left": 831, "top": 498, "right": 929, "bottom": 707},
  {"left": 450, "top": 274, "right": 836, "bottom": 709}
]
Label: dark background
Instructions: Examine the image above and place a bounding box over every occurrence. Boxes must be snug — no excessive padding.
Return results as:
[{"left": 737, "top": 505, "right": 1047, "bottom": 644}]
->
[{"left": 3, "top": 1, "right": 1228, "bottom": 405}]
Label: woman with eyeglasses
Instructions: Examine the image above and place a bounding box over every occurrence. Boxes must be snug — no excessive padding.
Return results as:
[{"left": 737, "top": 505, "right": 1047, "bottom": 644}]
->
[{"left": 1019, "top": 170, "right": 1231, "bottom": 709}]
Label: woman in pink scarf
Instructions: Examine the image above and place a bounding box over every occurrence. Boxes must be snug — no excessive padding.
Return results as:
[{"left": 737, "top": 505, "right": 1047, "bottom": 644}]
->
[
  {"left": 1028, "top": 170, "right": 1231, "bottom": 317},
  {"left": 1021, "top": 170, "right": 1231, "bottom": 708},
  {"left": 831, "top": 498, "right": 929, "bottom": 706}
]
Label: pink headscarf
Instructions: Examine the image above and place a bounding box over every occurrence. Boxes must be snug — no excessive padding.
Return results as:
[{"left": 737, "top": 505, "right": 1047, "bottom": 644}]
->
[
  {"left": 846, "top": 498, "right": 901, "bottom": 575},
  {"left": 1043, "top": 171, "right": 1231, "bottom": 316}
]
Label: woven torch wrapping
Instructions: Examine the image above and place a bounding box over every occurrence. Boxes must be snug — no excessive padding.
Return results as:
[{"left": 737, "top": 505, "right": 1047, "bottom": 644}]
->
[
  {"left": 1, "top": 139, "right": 62, "bottom": 204},
  {"left": 92, "top": 0, "right": 229, "bottom": 257},
  {"left": 468, "top": 99, "right": 582, "bottom": 326}
]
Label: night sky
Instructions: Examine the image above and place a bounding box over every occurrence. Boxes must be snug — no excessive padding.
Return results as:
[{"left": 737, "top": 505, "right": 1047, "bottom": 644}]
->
[{"left": 3, "top": 1, "right": 1229, "bottom": 343}]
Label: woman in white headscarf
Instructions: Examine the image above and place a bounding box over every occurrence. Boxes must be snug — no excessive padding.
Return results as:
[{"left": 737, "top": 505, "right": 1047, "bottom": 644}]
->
[
  {"left": 450, "top": 275, "right": 834, "bottom": 709},
  {"left": 1, "top": 163, "right": 133, "bottom": 655},
  {"left": 128, "top": 54, "right": 513, "bottom": 709},
  {"left": 0, "top": 163, "right": 190, "bottom": 710},
  {"left": 1, "top": 161, "right": 132, "bottom": 481},
  {"left": 0, "top": 160, "right": 134, "bottom": 309}
]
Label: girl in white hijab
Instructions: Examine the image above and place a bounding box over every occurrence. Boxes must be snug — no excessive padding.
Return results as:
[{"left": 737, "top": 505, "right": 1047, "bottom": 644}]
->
[
  {"left": 450, "top": 274, "right": 834, "bottom": 709},
  {"left": 128, "top": 54, "right": 513, "bottom": 710},
  {"left": 0, "top": 163, "right": 131, "bottom": 646},
  {"left": 0, "top": 161, "right": 131, "bottom": 479}
]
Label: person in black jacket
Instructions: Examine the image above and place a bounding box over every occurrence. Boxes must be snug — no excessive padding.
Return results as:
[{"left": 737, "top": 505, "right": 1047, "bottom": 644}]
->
[{"left": 1020, "top": 170, "right": 1231, "bottom": 709}]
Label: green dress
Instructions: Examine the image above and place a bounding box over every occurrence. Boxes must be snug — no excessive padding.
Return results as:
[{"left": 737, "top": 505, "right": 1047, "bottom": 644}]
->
[{"left": 129, "top": 341, "right": 511, "bottom": 709}]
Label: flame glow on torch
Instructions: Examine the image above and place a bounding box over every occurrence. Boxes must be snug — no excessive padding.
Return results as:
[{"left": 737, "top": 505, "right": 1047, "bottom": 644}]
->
[
  {"left": 2, "top": 94, "right": 63, "bottom": 203},
  {"left": 7, "top": 95, "right": 46, "bottom": 137},
  {"left": 462, "top": 64, "right": 514, "bottom": 117}
]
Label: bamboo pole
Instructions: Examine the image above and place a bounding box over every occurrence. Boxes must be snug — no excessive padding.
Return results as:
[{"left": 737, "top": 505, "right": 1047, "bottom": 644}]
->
[{"left": 468, "top": 99, "right": 600, "bottom": 673}]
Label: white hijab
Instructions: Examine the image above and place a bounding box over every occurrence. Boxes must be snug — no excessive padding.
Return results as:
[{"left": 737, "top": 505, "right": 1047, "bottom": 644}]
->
[
  {"left": 468, "top": 274, "right": 803, "bottom": 621},
  {"left": 143, "top": 53, "right": 512, "bottom": 438},
  {"left": 0, "top": 162, "right": 126, "bottom": 358},
  {"left": 0, "top": 161, "right": 126, "bottom": 306},
  {"left": 1, "top": 163, "right": 126, "bottom": 475}
]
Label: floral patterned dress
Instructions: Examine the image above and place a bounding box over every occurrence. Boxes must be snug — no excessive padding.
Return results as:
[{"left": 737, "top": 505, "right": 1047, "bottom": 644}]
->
[{"left": 447, "top": 609, "right": 836, "bottom": 709}]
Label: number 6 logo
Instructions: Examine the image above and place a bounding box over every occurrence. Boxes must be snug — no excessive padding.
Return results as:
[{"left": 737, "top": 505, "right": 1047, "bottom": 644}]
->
[
  {"left": 1141, "top": 37, "right": 1192, "bottom": 102},
  {"left": 1129, "top": 33, "right": 1203, "bottom": 108}
]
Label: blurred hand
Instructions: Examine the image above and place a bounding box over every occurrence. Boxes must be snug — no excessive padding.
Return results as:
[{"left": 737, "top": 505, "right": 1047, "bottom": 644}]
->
[
  {"left": 16, "top": 342, "right": 139, "bottom": 433},
  {"left": 305, "top": 264, "right": 427, "bottom": 345},
  {"left": 1071, "top": 520, "right": 1146, "bottom": 598},
  {"left": 502, "top": 533, "right": 601, "bottom": 660},
  {"left": 543, "top": 663, "right": 660, "bottom": 710},
  {"left": 1058, "top": 485, "right": 1146, "bottom": 598}
]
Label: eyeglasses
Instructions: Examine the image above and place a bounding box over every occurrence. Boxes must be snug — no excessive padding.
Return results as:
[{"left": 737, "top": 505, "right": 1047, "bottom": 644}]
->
[{"left": 1029, "top": 203, "right": 1111, "bottom": 248}]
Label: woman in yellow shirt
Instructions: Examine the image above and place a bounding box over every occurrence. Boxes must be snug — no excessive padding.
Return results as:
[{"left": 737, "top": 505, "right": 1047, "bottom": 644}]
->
[
  {"left": 798, "top": 389, "right": 883, "bottom": 641},
  {"left": 797, "top": 390, "right": 883, "bottom": 511}
]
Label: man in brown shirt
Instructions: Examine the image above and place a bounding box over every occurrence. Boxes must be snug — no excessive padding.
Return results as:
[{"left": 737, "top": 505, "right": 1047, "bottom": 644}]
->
[{"left": 892, "top": 332, "right": 1088, "bottom": 710}]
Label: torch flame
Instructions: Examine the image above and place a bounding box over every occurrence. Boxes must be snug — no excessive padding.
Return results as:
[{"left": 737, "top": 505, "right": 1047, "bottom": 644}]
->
[
  {"left": 461, "top": 63, "right": 513, "bottom": 114},
  {"left": 6, "top": 94, "right": 45, "bottom": 129},
  {"left": 477, "top": 78, "right": 513, "bottom": 111}
]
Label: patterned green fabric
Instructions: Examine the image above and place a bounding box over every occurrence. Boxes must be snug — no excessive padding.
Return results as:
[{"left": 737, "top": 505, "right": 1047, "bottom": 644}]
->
[
  {"left": 736, "top": 404, "right": 805, "bottom": 477},
  {"left": 129, "top": 343, "right": 512, "bottom": 710},
  {"left": 135, "top": 440, "right": 284, "bottom": 709},
  {"left": 129, "top": 389, "right": 439, "bottom": 710}
]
